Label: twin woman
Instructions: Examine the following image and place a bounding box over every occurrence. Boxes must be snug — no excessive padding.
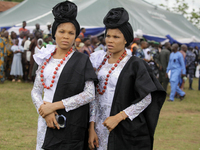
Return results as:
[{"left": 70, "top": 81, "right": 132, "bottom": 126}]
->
[{"left": 31, "top": 1, "right": 166, "bottom": 150}]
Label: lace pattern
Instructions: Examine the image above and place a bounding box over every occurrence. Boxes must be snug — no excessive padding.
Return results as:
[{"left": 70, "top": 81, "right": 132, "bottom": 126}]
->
[
  {"left": 62, "top": 81, "right": 95, "bottom": 112},
  {"left": 123, "top": 93, "right": 151, "bottom": 121},
  {"left": 31, "top": 50, "right": 95, "bottom": 150},
  {"left": 89, "top": 53, "right": 152, "bottom": 150},
  {"left": 31, "top": 65, "right": 44, "bottom": 114}
]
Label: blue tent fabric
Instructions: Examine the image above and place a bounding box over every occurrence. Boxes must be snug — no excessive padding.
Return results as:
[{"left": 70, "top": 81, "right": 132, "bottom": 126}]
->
[
  {"left": 143, "top": 34, "right": 167, "bottom": 42},
  {"left": 0, "top": 26, "right": 12, "bottom": 31},
  {"left": 166, "top": 34, "right": 200, "bottom": 48},
  {"left": 84, "top": 27, "right": 105, "bottom": 37},
  {"left": 166, "top": 34, "right": 182, "bottom": 44}
]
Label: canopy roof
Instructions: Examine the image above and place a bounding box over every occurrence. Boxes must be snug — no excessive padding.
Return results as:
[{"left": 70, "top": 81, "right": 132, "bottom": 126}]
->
[{"left": 0, "top": 0, "right": 200, "bottom": 42}]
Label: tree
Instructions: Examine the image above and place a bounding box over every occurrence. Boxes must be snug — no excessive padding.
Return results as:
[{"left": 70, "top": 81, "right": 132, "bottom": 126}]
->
[
  {"left": 159, "top": 0, "right": 200, "bottom": 29},
  {"left": 189, "top": 8, "right": 200, "bottom": 28},
  {"left": 3, "top": 0, "right": 24, "bottom": 2}
]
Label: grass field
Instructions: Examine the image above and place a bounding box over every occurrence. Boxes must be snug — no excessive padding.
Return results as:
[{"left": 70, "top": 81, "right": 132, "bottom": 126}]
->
[{"left": 0, "top": 79, "right": 200, "bottom": 150}]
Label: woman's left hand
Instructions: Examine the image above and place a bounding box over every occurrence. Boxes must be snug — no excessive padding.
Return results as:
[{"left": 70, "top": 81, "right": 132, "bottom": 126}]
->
[
  {"left": 102, "top": 113, "right": 124, "bottom": 132},
  {"left": 39, "top": 101, "right": 55, "bottom": 118}
]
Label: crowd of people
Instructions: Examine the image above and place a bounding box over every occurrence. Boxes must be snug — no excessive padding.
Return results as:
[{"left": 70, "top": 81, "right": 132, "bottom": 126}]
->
[
  {"left": 0, "top": 20, "right": 200, "bottom": 97},
  {"left": 131, "top": 39, "right": 200, "bottom": 101},
  {"left": 0, "top": 21, "right": 107, "bottom": 83},
  {"left": 0, "top": 21, "right": 51, "bottom": 83}
]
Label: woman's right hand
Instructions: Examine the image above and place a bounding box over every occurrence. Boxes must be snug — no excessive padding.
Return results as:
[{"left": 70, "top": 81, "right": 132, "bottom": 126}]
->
[
  {"left": 88, "top": 127, "right": 99, "bottom": 150},
  {"left": 44, "top": 112, "right": 60, "bottom": 130}
]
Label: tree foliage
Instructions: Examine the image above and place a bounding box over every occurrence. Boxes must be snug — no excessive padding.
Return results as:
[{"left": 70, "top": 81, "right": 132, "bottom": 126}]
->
[
  {"left": 3, "top": 0, "right": 24, "bottom": 2},
  {"left": 159, "top": 0, "right": 200, "bottom": 29}
]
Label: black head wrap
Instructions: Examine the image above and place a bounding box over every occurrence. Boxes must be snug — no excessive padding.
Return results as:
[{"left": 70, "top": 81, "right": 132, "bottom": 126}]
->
[
  {"left": 103, "top": 7, "right": 134, "bottom": 47},
  {"left": 52, "top": 1, "right": 80, "bottom": 40}
]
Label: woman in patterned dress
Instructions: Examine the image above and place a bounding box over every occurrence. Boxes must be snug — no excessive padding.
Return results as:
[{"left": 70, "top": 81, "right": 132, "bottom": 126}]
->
[{"left": 0, "top": 37, "right": 6, "bottom": 83}]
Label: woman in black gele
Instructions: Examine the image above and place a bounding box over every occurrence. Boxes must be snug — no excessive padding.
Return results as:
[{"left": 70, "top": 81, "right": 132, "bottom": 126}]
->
[
  {"left": 88, "top": 7, "right": 166, "bottom": 150},
  {"left": 31, "top": 1, "right": 97, "bottom": 149}
]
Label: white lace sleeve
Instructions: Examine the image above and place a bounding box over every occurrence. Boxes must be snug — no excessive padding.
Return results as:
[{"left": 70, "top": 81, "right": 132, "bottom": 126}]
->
[
  {"left": 123, "top": 93, "right": 152, "bottom": 121},
  {"left": 62, "top": 81, "right": 95, "bottom": 112},
  {"left": 89, "top": 97, "right": 97, "bottom": 122},
  {"left": 31, "top": 66, "right": 44, "bottom": 114}
]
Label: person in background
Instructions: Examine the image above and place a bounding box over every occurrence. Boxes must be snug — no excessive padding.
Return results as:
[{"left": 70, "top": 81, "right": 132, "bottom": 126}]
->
[
  {"left": 3, "top": 31, "right": 13, "bottom": 80},
  {"left": 186, "top": 46, "right": 196, "bottom": 90},
  {"left": 130, "top": 38, "right": 140, "bottom": 53},
  {"left": 136, "top": 41, "right": 149, "bottom": 62},
  {"left": 31, "top": 38, "right": 43, "bottom": 81},
  {"left": 0, "top": 28, "right": 7, "bottom": 37},
  {"left": 158, "top": 42, "right": 162, "bottom": 53},
  {"left": 179, "top": 44, "right": 187, "bottom": 90},
  {"left": 179, "top": 45, "right": 187, "bottom": 62},
  {"left": 29, "top": 31, "right": 42, "bottom": 82},
  {"left": 143, "top": 42, "right": 151, "bottom": 62},
  {"left": 157, "top": 42, "right": 171, "bottom": 91},
  {"left": 195, "top": 46, "right": 200, "bottom": 63},
  {"left": 95, "top": 36, "right": 106, "bottom": 52},
  {"left": 23, "top": 33, "right": 34, "bottom": 82},
  {"left": 43, "top": 34, "right": 53, "bottom": 48},
  {"left": 19, "top": 21, "right": 29, "bottom": 37},
  {"left": 193, "top": 46, "right": 199, "bottom": 78},
  {"left": 10, "top": 39, "right": 24, "bottom": 82},
  {"left": 11, "top": 31, "right": 17, "bottom": 45},
  {"left": 79, "top": 27, "right": 86, "bottom": 39},
  {"left": 166, "top": 44, "right": 186, "bottom": 101},
  {"left": 74, "top": 37, "right": 82, "bottom": 51},
  {"left": 132, "top": 46, "right": 138, "bottom": 56},
  {"left": 125, "top": 43, "right": 133, "bottom": 56},
  {"left": 79, "top": 37, "right": 93, "bottom": 56},
  {"left": 43, "top": 22, "right": 52, "bottom": 35},
  {"left": 149, "top": 42, "right": 160, "bottom": 78},
  {"left": 47, "top": 34, "right": 53, "bottom": 45},
  {"left": 42, "top": 34, "right": 49, "bottom": 47},
  {"left": 193, "top": 46, "right": 199, "bottom": 62},
  {"left": 199, "top": 62, "right": 200, "bottom": 91},
  {"left": 33, "top": 23, "right": 43, "bottom": 37},
  {"left": 0, "top": 37, "right": 6, "bottom": 83},
  {"left": 90, "top": 36, "right": 99, "bottom": 52},
  {"left": 18, "top": 32, "right": 25, "bottom": 47}
]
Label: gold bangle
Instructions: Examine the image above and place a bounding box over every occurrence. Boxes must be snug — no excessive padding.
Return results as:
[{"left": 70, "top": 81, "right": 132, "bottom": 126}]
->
[{"left": 120, "top": 111, "right": 126, "bottom": 120}]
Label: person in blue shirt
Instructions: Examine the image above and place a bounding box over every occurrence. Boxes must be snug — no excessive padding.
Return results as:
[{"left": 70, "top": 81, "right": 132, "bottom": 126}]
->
[
  {"left": 166, "top": 43, "right": 186, "bottom": 101},
  {"left": 136, "top": 41, "right": 146, "bottom": 59}
]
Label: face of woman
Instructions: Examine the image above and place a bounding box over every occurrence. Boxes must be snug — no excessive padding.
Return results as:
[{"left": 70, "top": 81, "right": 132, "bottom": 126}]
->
[
  {"left": 105, "top": 28, "right": 127, "bottom": 54},
  {"left": 55, "top": 22, "right": 76, "bottom": 51}
]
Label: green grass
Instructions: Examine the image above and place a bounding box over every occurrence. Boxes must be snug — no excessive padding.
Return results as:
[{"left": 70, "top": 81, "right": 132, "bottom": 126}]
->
[
  {"left": 154, "top": 78, "right": 200, "bottom": 150},
  {"left": 0, "top": 82, "right": 37, "bottom": 150},
  {"left": 0, "top": 79, "right": 200, "bottom": 150}
]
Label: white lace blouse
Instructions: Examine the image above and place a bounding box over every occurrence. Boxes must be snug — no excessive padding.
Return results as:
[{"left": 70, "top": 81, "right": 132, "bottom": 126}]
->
[{"left": 31, "top": 45, "right": 95, "bottom": 150}]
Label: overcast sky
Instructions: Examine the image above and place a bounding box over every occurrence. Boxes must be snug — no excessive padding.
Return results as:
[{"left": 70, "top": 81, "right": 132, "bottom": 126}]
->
[{"left": 145, "top": 0, "right": 200, "bottom": 12}]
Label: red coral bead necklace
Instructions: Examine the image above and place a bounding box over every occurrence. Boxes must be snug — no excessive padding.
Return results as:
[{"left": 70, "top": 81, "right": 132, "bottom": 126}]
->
[
  {"left": 40, "top": 48, "right": 73, "bottom": 89},
  {"left": 96, "top": 50, "right": 127, "bottom": 95}
]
